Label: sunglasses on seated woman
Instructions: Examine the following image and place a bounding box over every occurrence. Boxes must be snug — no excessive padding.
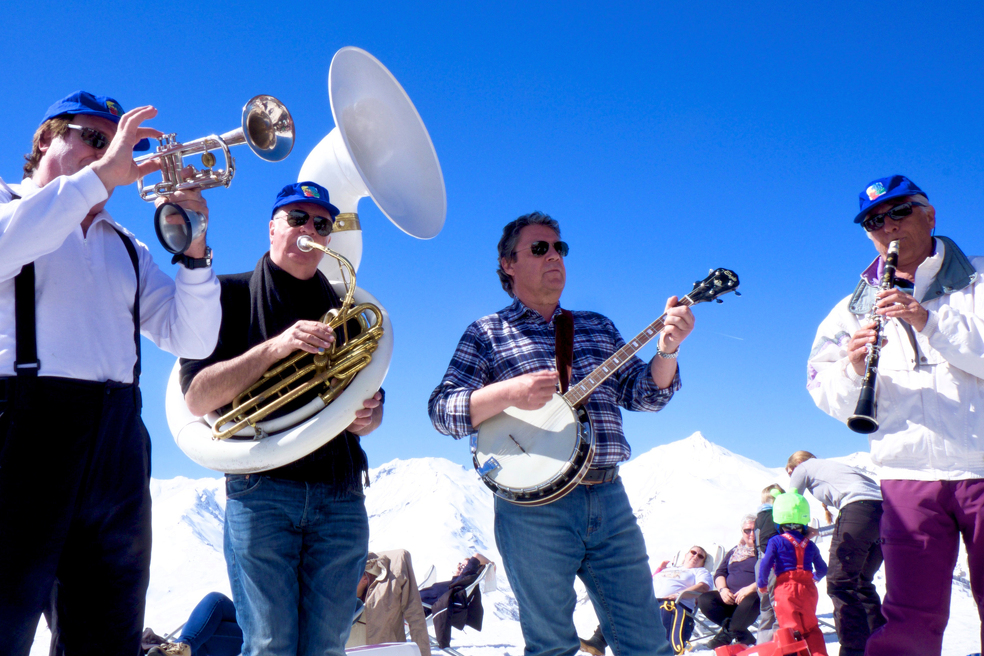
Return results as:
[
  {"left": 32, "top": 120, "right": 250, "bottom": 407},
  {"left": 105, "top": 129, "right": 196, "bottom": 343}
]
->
[{"left": 279, "top": 210, "right": 334, "bottom": 236}]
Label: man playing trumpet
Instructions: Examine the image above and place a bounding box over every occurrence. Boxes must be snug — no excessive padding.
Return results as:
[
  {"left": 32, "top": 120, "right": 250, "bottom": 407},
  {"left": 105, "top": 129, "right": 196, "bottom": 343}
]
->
[
  {"left": 179, "top": 181, "right": 382, "bottom": 656},
  {"left": 0, "top": 90, "right": 220, "bottom": 656},
  {"left": 807, "top": 176, "right": 984, "bottom": 656}
]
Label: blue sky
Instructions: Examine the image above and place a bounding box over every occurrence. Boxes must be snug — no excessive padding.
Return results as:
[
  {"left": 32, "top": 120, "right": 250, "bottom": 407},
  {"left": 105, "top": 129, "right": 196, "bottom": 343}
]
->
[{"left": 4, "top": 1, "right": 984, "bottom": 480}]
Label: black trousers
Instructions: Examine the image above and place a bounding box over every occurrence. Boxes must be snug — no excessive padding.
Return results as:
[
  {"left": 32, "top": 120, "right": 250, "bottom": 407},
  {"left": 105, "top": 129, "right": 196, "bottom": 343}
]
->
[
  {"left": 697, "top": 588, "right": 760, "bottom": 635},
  {"left": 827, "top": 499, "right": 885, "bottom": 651},
  {"left": 0, "top": 377, "right": 152, "bottom": 656}
]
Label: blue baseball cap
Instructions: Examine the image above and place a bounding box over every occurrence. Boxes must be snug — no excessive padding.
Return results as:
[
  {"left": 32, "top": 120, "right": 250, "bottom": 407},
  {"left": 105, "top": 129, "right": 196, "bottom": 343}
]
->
[
  {"left": 854, "top": 175, "right": 928, "bottom": 224},
  {"left": 271, "top": 181, "right": 340, "bottom": 218},
  {"left": 41, "top": 91, "right": 150, "bottom": 152}
]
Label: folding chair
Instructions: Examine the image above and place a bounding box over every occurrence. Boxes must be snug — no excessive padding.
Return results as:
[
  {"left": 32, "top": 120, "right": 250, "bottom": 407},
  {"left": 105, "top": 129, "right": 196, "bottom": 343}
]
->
[{"left": 414, "top": 562, "right": 496, "bottom": 655}]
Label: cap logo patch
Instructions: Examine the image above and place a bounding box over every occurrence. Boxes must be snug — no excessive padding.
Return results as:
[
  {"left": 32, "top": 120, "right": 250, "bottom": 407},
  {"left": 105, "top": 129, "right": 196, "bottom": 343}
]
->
[
  {"left": 866, "top": 182, "right": 887, "bottom": 200},
  {"left": 105, "top": 100, "right": 122, "bottom": 117},
  {"left": 300, "top": 185, "right": 321, "bottom": 199}
]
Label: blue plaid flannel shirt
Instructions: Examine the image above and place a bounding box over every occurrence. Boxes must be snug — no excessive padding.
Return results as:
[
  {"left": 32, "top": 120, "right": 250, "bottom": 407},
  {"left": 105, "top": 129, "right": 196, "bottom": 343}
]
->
[{"left": 428, "top": 299, "right": 680, "bottom": 467}]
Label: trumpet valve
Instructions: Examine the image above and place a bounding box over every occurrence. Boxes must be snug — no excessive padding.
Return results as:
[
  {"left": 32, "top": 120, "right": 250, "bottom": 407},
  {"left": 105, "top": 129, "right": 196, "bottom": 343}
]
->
[{"left": 201, "top": 151, "right": 216, "bottom": 168}]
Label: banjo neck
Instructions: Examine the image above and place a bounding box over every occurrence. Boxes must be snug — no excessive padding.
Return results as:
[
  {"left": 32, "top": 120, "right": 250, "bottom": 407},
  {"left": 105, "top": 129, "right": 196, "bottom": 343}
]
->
[{"left": 562, "top": 295, "right": 697, "bottom": 408}]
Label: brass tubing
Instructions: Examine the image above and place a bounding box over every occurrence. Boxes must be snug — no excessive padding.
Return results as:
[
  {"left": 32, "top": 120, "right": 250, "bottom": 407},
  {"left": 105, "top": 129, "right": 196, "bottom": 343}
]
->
[{"left": 210, "top": 239, "right": 384, "bottom": 440}]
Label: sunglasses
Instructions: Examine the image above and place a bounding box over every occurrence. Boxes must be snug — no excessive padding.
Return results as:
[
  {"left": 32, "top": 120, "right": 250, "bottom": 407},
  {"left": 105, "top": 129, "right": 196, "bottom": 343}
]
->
[
  {"left": 66, "top": 124, "right": 109, "bottom": 150},
  {"left": 861, "top": 201, "right": 926, "bottom": 233},
  {"left": 689, "top": 550, "right": 706, "bottom": 560},
  {"left": 742, "top": 528, "right": 755, "bottom": 535},
  {"left": 517, "top": 240, "right": 570, "bottom": 257},
  {"left": 279, "top": 209, "right": 334, "bottom": 236}
]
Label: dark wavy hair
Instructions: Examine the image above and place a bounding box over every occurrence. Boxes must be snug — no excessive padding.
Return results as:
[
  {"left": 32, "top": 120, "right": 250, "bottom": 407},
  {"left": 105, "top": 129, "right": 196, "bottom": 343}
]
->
[{"left": 496, "top": 211, "right": 561, "bottom": 298}]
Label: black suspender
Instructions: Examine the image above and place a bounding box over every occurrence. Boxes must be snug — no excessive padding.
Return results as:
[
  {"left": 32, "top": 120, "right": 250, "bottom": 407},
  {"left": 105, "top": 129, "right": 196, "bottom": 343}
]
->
[
  {"left": 12, "top": 226, "right": 142, "bottom": 384},
  {"left": 114, "top": 228, "right": 142, "bottom": 384}
]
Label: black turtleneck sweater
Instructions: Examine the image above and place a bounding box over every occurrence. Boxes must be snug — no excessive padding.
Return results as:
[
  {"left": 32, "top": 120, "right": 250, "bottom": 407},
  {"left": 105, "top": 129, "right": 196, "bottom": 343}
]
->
[{"left": 179, "top": 254, "right": 374, "bottom": 486}]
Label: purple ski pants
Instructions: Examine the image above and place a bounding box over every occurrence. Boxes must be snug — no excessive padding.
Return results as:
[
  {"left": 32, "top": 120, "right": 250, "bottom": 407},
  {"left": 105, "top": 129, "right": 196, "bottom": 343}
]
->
[{"left": 864, "top": 478, "right": 984, "bottom": 656}]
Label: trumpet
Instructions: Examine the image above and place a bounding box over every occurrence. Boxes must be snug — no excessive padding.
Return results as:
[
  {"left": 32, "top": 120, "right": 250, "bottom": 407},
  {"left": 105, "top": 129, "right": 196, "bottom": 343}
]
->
[
  {"left": 210, "top": 236, "right": 384, "bottom": 440},
  {"left": 847, "top": 239, "right": 900, "bottom": 434},
  {"left": 135, "top": 95, "right": 295, "bottom": 254}
]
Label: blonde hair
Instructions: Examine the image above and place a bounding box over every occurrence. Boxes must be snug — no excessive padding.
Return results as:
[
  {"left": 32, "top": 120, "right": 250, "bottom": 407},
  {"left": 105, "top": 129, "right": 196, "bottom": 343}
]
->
[
  {"left": 762, "top": 483, "right": 785, "bottom": 504},
  {"left": 23, "top": 118, "right": 71, "bottom": 179},
  {"left": 690, "top": 545, "right": 708, "bottom": 560},
  {"left": 786, "top": 450, "right": 816, "bottom": 471}
]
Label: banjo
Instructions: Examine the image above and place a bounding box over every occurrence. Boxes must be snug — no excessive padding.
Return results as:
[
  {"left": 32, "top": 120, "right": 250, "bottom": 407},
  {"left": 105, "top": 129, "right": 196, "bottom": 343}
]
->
[{"left": 473, "top": 268, "right": 740, "bottom": 506}]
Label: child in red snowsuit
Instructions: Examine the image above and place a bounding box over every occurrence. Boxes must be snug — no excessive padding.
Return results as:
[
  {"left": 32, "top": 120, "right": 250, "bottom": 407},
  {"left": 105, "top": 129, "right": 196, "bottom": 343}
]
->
[{"left": 758, "top": 524, "right": 829, "bottom": 656}]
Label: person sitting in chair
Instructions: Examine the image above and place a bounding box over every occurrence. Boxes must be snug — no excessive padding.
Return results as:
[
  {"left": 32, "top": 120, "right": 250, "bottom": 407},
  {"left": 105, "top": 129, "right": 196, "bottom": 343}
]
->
[
  {"left": 419, "top": 553, "right": 492, "bottom": 607},
  {"left": 697, "top": 515, "right": 761, "bottom": 649},
  {"left": 419, "top": 552, "right": 492, "bottom": 649},
  {"left": 580, "top": 546, "right": 713, "bottom": 655}
]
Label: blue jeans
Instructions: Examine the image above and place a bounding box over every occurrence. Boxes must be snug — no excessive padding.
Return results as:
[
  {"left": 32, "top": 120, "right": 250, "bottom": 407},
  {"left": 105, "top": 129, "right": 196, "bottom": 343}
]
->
[
  {"left": 178, "top": 592, "right": 243, "bottom": 656},
  {"left": 494, "top": 479, "right": 671, "bottom": 656},
  {"left": 224, "top": 475, "right": 369, "bottom": 656}
]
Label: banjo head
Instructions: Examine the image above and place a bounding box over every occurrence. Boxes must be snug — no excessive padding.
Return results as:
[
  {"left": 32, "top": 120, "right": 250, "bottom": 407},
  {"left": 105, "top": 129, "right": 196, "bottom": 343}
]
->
[{"left": 474, "top": 393, "right": 593, "bottom": 504}]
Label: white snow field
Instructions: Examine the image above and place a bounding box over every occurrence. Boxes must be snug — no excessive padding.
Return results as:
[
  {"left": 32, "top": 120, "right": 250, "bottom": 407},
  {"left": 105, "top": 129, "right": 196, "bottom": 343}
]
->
[{"left": 31, "top": 433, "right": 980, "bottom": 655}]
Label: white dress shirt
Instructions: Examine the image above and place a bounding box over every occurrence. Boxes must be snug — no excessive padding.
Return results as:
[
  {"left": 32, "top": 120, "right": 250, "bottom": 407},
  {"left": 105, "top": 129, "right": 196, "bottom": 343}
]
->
[{"left": 0, "top": 168, "right": 220, "bottom": 383}]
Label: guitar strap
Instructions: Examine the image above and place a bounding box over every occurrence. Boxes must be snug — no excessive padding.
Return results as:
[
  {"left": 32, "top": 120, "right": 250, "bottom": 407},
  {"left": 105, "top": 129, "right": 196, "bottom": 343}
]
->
[{"left": 555, "top": 309, "right": 574, "bottom": 394}]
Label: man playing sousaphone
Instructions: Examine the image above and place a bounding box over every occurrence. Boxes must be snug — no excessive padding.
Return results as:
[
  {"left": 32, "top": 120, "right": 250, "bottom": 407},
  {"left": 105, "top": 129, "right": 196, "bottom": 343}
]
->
[
  {"left": 179, "top": 181, "right": 383, "bottom": 656},
  {"left": 429, "top": 211, "right": 695, "bottom": 655},
  {"left": 807, "top": 175, "right": 984, "bottom": 656}
]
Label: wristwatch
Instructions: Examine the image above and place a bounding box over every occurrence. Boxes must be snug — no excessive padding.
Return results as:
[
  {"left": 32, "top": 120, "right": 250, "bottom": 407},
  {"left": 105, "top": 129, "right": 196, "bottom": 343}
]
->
[
  {"left": 172, "top": 246, "right": 212, "bottom": 269},
  {"left": 655, "top": 340, "right": 679, "bottom": 359}
]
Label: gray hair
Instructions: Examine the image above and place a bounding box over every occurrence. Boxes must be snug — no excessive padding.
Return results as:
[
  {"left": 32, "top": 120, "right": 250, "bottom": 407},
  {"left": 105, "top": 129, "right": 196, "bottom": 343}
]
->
[
  {"left": 496, "top": 211, "right": 561, "bottom": 298},
  {"left": 741, "top": 514, "right": 756, "bottom": 528}
]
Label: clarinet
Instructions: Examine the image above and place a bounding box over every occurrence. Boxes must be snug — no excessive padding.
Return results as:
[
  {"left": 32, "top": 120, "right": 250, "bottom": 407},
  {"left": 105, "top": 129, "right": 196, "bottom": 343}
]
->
[{"left": 847, "top": 239, "right": 900, "bottom": 434}]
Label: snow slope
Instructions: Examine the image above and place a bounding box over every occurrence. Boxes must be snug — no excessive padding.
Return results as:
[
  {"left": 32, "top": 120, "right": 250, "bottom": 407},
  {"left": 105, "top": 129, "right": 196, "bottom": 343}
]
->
[{"left": 31, "top": 433, "right": 980, "bottom": 655}]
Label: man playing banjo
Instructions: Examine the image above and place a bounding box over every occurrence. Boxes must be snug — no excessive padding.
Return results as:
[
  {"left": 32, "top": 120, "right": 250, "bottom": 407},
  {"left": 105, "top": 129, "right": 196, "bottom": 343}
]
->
[
  {"left": 429, "top": 211, "right": 695, "bottom": 655},
  {"left": 179, "top": 181, "right": 383, "bottom": 656}
]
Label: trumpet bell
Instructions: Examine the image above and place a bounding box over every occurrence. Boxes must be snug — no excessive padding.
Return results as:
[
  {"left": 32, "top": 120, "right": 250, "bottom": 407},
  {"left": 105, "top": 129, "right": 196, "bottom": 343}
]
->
[
  {"left": 155, "top": 203, "right": 208, "bottom": 254},
  {"left": 238, "top": 94, "right": 295, "bottom": 162}
]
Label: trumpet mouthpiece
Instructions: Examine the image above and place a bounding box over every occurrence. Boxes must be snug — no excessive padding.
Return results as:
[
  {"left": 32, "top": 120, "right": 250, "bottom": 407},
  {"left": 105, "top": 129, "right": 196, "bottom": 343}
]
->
[{"left": 297, "top": 236, "right": 314, "bottom": 252}]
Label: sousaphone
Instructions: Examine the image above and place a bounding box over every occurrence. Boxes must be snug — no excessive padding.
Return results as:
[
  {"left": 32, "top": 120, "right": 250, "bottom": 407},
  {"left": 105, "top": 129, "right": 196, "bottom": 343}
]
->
[{"left": 165, "top": 47, "right": 446, "bottom": 473}]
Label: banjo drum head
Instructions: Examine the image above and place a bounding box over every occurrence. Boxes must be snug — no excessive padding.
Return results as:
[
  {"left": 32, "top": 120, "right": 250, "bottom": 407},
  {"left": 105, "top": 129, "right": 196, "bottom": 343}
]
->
[{"left": 475, "top": 394, "right": 584, "bottom": 492}]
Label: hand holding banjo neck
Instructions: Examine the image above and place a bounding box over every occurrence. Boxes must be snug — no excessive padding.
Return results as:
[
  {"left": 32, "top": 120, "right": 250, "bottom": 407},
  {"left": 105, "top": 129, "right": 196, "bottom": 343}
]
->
[
  {"left": 565, "top": 267, "right": 740, "bottom": 408},
  {"left": 474, "top": 267, "right": 740, "bottom": 506}
]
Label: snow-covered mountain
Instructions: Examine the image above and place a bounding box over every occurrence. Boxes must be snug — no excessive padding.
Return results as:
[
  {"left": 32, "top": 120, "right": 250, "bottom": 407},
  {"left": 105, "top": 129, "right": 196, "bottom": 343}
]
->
[{"left": 31, "top": 433, "right": 980, "bottom": 655}]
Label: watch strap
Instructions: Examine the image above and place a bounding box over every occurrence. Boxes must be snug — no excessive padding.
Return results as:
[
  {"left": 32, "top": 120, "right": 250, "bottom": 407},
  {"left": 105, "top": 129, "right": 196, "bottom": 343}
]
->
[{"left": 172, "top": 246, "right": 212, "bottom": 269}]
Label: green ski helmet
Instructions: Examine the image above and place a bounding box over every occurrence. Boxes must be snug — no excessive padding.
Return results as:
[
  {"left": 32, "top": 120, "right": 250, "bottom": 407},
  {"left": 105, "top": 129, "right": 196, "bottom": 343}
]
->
[{"left": 772, "top": 491, "right": 811, "bottom": 526}]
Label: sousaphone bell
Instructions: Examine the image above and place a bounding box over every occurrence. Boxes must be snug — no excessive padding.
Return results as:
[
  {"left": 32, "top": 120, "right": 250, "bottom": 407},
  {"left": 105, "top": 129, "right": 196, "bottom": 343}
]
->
[{"left": 299, "top": 46, "right": 447, "bottom": 280}]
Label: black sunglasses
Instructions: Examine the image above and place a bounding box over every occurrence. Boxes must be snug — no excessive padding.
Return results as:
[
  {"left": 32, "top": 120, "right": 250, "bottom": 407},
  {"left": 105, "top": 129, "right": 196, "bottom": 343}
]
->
[
  {"left": 66, "top": 124, "right": 109, "bottom": 150},
  {"left": 516, "top": 240, "right": 569, "bottom": 257},
  {"left": 689, "top": 550, "right": 706, "bottom": 560},
  {"left": 280, "top": 209, "right": 334, "bottom": 236},
  {"left": 861, "top": 201, "right": 926, "bottom": 233}
]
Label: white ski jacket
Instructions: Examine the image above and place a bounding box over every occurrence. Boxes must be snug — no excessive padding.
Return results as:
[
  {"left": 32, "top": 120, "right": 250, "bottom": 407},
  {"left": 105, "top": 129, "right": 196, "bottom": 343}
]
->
[{"left": 807, "top": 237, "right": 984, "bottom": 481}]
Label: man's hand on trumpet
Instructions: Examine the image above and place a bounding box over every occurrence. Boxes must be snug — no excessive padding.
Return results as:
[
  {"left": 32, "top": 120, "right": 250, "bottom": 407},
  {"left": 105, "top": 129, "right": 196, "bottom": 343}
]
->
[
  {"left": 155, "top": 165, "right": 210, "bottom": 258},
  {"left": 90, "top": 105, "right": 162, "bottom": 193}
]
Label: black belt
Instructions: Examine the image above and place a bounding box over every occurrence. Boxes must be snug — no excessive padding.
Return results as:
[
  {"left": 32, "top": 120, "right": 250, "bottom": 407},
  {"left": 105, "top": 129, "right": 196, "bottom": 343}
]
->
[{"left": 580, "top": 465, "right": 619, "bottom": 485}]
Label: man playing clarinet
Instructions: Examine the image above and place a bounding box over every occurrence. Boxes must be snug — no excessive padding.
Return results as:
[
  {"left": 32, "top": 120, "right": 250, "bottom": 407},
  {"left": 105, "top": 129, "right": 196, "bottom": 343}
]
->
[{"left": 807, "top": 175, "right": 984, "bottom": 656}]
